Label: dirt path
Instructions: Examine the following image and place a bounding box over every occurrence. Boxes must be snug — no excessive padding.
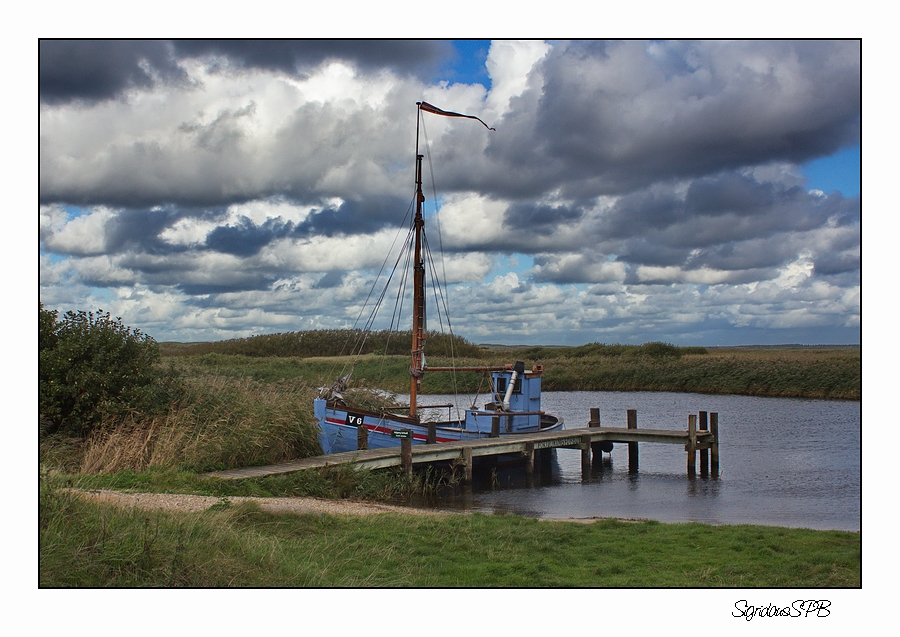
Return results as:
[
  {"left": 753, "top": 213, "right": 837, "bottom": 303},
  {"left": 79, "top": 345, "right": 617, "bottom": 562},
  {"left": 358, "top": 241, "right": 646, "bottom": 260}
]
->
[
  {"left": 70, "top": 489, "right": 452, "bottom": 517},
  {"left": 68, "top": 490, "right": 631, "bottom": 523}
]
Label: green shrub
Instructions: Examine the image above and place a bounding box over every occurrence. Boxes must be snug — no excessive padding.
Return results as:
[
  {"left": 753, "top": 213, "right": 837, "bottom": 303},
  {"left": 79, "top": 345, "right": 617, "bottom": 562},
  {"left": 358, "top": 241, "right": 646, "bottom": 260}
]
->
[
  {"left": 39, "top": 304, "right": 181, "bottom": 437},
  {"left": 639, "top": 341, "right": 683, "bottom": 358}
]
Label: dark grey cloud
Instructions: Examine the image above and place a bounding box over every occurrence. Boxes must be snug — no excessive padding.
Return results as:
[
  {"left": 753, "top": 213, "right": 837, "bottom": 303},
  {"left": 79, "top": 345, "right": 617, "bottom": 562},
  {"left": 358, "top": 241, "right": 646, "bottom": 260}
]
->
[
  {"left": 39, "top": 40, "right": 187, "bottom": 104},
  {"left": 599, "top": 171, "right": 859, "bottom": 260},
  {"left": 294, "top": 195, "right": 411, "bottom": 237},
  {"left": 685, "top": 173, "right": 777, "bottom": 216},
  {"left": 172, "top": 39, "right": 453, "bottom": 76},
  {"left": 109, "top": 250, "right": 278, "bottom": 294},
  {"left": 813, "top": 251, "right": 860, "bottom": 276},
  {"left": 40, "top": 39, "right": 453, "bottom": 105},
  {"left": 600, "top": 187, "right": 685, "bottom": 240},
  {"left": 503, "top": 202, "right": 584, "bottom": 235},
  {"left": 200, "top": 196, "right": 410, "bottom": 258},
  {"left": 313, "top": 271, "right": 345, "bottom": 289},
  {"left": 205, "top": 217, "right": 293, "bottom": 256},
  {"left": 105, "top": 207, "right": 212, "bottom": 255},
  {"left": 484, "top": 40, "right": 860, "bottom": 200}
]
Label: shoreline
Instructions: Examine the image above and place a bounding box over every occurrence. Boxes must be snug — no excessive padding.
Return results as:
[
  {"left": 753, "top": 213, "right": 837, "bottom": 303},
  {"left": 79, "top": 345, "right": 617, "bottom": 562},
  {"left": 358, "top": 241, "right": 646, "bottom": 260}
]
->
[{"left": 67, "top": 489, "right": 860, "bottom": 532}]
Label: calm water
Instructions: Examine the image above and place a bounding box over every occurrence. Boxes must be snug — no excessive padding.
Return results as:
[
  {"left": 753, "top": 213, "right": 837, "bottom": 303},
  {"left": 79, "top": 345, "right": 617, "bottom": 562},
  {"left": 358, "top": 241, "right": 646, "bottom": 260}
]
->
[{"left": 403, "top": 391, "right": 861, "bottom": 531}]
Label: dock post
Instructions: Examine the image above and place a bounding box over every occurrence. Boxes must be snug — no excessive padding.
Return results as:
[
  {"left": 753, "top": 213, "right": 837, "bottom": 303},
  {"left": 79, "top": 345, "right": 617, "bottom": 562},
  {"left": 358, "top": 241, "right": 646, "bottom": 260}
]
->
[
  {"left": 462, "top": 447, "right": 473, "bottom": 483},
  {"left": 538, "top": 447, "right": 552, "bottom": 480},
  {"left": 699, "top": 411, "right": 709, "bottom": 477},
  {"left": 589, "top": 407, "right": 602, "bottom": 462},
  {"left": 357, "top": 425, "right": 368, "bottom": 450},
  {"left": 581, "top": 434, "right": 592, "bottom": 480},
  {"left": 427, "top": 422, "right": 436, "bottom": 444},
  {"left": 401, "top": 436, "right": 413, "bottom": 477},
  {"left": 524, "top": 442, "right": 535, "bottom": 488},
  {"left": 687, "top": 414, "right": 697, "bottom": 476},
  {"left": 491, "top": 416, "right": 500, "bottom": 438},
  {"left": 627, "top": 409, "right": 638, "bottom": 473},
  {"left": 710, "top": 412, "right": 719, "bottom": 477}
]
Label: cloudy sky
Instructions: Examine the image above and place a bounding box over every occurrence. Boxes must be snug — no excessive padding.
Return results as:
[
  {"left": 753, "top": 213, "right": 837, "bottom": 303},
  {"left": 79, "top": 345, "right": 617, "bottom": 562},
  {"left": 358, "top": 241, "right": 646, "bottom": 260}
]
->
[{"left": 38, "top": 39, "right": 860, "bottom": 346}]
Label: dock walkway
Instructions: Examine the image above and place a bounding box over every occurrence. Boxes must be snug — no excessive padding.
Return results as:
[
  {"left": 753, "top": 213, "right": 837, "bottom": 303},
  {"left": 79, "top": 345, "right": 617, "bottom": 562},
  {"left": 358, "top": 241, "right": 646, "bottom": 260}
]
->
[{"left": 203, "top": 411, "right": 719, "bottom": 481}]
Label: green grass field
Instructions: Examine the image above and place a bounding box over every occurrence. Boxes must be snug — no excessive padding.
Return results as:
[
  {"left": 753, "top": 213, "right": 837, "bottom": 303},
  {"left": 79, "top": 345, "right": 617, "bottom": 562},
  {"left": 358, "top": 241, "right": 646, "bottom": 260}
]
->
[{"left": 40, "top": 481, "right": 859, "bottom": 587}]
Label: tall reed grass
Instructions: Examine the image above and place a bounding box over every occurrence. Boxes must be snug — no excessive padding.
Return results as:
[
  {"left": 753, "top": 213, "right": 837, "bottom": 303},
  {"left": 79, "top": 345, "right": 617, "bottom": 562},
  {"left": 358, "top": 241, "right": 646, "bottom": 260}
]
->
[
  {"left": 79, "top": 375, "right": 321, "bottom": 474},
  {"left": 164, "top": 346, "right": 860, "bottom": 400}
]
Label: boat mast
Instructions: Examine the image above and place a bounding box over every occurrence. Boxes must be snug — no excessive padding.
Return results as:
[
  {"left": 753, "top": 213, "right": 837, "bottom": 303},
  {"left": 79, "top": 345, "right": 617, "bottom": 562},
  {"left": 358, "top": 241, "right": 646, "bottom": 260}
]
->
[
  {"left": 410, "top": 108, "right": 426, "bottom": 418},
  {"left": 409, "top": 101, "right": 493, "bottom": 418}
]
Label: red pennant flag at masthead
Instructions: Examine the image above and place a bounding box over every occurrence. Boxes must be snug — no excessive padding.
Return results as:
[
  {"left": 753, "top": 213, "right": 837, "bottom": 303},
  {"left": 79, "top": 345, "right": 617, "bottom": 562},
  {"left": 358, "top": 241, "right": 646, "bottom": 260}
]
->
[{"left": 418, "top": 101, "right": 496, "bottom": 131}]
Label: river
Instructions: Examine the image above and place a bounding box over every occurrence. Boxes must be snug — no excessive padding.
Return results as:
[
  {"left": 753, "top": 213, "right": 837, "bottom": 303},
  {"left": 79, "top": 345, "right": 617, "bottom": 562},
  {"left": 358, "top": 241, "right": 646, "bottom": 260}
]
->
[{"left": 402, "top": 391, "right": 861, "bottom": 531}]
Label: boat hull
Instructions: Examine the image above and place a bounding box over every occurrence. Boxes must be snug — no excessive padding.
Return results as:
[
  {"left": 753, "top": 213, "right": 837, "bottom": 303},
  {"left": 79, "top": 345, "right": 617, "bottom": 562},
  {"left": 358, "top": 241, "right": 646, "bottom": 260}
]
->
[{"left": 314, "top": 398, "right": 563, "bottom": 455}]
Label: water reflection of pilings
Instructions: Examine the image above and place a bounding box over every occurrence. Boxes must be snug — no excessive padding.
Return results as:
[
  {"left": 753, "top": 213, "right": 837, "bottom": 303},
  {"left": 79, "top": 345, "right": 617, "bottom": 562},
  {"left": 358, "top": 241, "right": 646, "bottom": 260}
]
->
[
  {"left": 627, "top": 471, "right": 641, "bottom": 490},
  {"left": 585, "top": 447, "right": 613, "bottom": 483},
  {"left": 686, "top": 473, "right": 722, "bottom": 498},
  {"left": 521, "top": 448, "right": 559, "bottom": 488}
]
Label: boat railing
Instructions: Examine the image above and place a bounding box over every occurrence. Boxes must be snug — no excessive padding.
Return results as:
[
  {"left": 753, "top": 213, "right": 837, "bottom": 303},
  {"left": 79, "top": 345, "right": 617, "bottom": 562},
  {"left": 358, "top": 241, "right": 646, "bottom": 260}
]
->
[{"left": 390, "top": 403, "right": 456, "bottom": 411}]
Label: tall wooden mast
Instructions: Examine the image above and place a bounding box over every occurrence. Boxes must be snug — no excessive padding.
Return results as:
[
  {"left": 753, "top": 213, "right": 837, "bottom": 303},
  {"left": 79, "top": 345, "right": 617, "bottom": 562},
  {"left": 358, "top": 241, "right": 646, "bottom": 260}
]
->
[
  {"left": 409, "top": 101, "right": 493, "bottom": 418},
  {"left": 410, "top": 152, "right": 426, "bottom": 418}
]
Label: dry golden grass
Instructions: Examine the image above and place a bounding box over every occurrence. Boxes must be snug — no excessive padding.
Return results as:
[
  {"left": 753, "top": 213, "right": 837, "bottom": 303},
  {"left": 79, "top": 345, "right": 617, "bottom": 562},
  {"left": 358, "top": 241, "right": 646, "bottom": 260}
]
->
[{"left": 80, "top": 375, "right": 321, "bottom": 474}]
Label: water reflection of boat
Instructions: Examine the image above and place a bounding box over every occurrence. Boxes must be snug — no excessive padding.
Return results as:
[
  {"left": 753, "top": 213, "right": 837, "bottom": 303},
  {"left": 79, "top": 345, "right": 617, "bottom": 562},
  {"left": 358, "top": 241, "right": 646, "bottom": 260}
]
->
[{"left": 314, "top": 102, "right": 564, "bottom": 455}]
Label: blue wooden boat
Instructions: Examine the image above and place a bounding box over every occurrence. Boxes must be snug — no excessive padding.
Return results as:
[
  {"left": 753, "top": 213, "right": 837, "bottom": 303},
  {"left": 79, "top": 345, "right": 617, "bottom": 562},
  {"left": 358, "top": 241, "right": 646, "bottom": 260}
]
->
[{"left": 315, "top": 102, "right": 564, "bottom": 455}]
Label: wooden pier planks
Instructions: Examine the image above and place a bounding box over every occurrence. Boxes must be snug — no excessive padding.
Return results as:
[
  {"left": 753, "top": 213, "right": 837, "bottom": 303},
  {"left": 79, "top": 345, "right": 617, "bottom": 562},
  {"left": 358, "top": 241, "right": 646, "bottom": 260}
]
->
[{"left": 201, "top": 424, "right": 717, "bottom": 481}]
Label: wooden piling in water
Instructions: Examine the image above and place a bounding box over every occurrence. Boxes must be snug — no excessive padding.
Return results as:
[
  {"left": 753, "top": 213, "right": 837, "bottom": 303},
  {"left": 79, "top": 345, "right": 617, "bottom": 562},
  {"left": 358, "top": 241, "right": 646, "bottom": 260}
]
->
[
  {"left": 538, "top": 447, "right": 552, "bottom": 477},
  {"left": 581, "top": 434, "right": 592, "bottom": 479},
  {"left": 687, "top": 414, "right": 697, "bottom": 476},
  {"left": 710, "top": 412, "right": 719, "bottom": 477},
  {"left": 699, "top": 411, "right": 709, "bottom": 477},
  {"left": 589, "top": 407, "right": 602, "bottom": 462},
  {"left": 427, "top": 422, "right": 436, "bottom": 444},
  {"left": 462, "top": 447, "right": 473, "bottom": 483},
  {"left": 357, "top": 425, "right": 368, "bottom": 450},
  {"left": 491, "top": 416, "right": 500, "bottom": 438},
  {"left": 627, "top": 409, "right": 638, "bottom": 473}
]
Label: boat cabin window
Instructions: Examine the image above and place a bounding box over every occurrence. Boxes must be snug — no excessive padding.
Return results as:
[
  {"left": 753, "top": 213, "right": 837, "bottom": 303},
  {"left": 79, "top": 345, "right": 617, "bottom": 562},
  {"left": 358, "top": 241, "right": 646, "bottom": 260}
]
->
[{"left": 495, "top": 376, "right": 522, "bottom": 395}]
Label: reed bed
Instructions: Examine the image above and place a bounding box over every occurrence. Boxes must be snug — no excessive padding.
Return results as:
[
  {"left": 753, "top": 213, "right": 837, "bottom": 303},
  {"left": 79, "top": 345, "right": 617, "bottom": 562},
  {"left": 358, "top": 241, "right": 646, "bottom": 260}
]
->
[
  {"left": 537, "top": 348, "right": 860, "bottom": 399},
  {"left": 165, "top": 346, "right": 860, "bottom": 400},
  {"left": 79, "top": 375, "right": 321, "bottom": 474}
]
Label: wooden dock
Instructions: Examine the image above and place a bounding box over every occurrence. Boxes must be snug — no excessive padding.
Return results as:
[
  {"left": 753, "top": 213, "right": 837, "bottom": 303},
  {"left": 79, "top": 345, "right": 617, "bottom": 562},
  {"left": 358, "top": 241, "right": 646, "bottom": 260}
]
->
[{"left": 202, "top": 409, "right": 719, "bottom": 482}]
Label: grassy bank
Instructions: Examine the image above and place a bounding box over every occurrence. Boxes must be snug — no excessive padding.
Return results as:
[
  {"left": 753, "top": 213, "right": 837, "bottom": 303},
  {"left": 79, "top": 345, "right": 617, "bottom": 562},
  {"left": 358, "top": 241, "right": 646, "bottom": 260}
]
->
[
  {"left": 165, "top": 345, "right": 860, "bottom": 400},
  {"left": 40, "top": 481, "right": 860, "bottom": 587}
]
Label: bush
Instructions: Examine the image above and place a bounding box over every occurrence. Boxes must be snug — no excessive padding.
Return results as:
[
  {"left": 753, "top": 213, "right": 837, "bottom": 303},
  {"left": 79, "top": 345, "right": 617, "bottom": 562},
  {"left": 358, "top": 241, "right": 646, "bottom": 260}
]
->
[
  {"left": 39, "top": 304, "right": 180, "bottom": 437},
  {"left": 639, "top": 341, "right": 683, "bottom": 358}
]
